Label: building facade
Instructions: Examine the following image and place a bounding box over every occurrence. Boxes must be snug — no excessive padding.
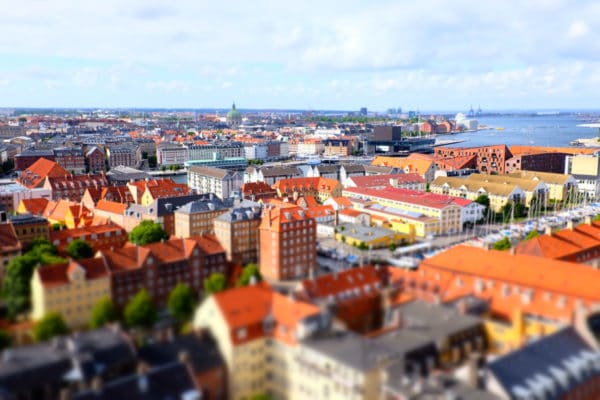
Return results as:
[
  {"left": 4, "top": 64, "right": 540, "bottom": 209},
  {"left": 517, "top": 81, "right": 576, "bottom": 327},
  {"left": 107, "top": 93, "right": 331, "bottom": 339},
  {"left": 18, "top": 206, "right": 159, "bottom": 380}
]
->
[
  {"left": 188, "top": 166, "right": 243, "bottom": 200},
  {"left": 213, "top": 201, "right": 262, "bottom": 265}
]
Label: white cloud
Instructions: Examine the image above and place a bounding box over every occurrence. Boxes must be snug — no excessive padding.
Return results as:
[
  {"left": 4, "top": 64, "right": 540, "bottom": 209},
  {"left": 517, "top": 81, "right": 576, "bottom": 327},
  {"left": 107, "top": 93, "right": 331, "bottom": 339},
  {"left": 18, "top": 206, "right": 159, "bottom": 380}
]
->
[
  {"left": 567, "top": 21, "right": 590, "bottom": 39},
  {"left": 145, "top": 80, "right": 190, "bottom": 93}
]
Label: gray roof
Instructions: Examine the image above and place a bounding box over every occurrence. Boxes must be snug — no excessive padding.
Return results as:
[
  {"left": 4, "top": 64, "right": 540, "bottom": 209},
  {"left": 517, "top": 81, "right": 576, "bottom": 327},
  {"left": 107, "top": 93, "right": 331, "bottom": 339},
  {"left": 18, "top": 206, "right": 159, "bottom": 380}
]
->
[
  {"left": 380, "top": 300, "right": 482, "bottom": 346},
  {"left": 0, "top": 327, "right": 135, "bottom": 394},
  {"left": 215, "top": 201, "right": 262, "bottom": 222},
  {"left": 8, "top": 213, "right": 48, "bottom": 226},
  {"left": 138, "top": 333, "right": 224, "bottom": 374},
  {"left": 341, "top": 163, "right": 366, "bottom": 173},
  {"left": 259, "top": 165, "right": 301, "bottom": 177},
  {"left": 315, "top": 164, "right": 339, "bottom": 174},
  {"left": 364, "top": 165, "right": 401, "bottom": 174},
  {"left": 126, "top": 194, "right": 211, "bottom": 217},
  {"left": 302, "top": 330, "right": 404, "bottom": 372},
  {"left": 73, "top": 362, "right": 199, "bottom": 400},
  {"left": 487, "top": 326, "right": 600, "bottom": 399},
  {"left": 188, "top": 166, "right": 238, "bottom": 179},
  {"left": 175, "top": 195, "right": 234, "bottom": 215}
]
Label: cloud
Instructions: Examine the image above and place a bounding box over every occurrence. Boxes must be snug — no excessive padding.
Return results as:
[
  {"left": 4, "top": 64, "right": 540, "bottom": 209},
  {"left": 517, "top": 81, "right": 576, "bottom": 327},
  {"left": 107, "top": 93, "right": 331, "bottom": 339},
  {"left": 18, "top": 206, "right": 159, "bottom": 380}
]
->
[{"left": 1, "top": 0, "right": 600, "bottom": 109}]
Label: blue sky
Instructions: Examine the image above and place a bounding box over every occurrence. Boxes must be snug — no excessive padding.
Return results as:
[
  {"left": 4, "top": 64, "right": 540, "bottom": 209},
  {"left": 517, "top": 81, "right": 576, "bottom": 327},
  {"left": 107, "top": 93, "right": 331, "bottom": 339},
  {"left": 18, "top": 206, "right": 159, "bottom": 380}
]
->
[{"left": 1, "top": 0, "right": 600, "bottom": 111}]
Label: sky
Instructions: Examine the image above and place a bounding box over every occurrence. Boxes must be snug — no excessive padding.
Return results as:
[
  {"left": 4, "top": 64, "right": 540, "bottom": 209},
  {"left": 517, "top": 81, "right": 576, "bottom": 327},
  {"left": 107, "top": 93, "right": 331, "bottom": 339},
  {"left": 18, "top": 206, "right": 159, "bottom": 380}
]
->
[{"left": 1, "top": 0, "right": 600, "bottom": 111}]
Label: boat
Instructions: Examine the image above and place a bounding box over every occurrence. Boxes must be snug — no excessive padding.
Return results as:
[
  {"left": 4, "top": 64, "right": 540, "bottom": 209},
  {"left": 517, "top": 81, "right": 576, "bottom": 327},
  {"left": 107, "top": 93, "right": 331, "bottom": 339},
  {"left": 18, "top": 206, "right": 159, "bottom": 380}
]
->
[{"left": 495, "top": 127, "right": 505, "bottom": 131}]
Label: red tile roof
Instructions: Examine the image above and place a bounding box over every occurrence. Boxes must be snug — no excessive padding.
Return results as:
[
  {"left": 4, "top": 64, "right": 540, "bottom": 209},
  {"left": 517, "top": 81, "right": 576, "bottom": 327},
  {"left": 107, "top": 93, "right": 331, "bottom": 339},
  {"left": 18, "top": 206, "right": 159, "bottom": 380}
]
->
[
  {"left": 18, "top": 158, "right": 69, "bottom": 188},
  {"left": 95, "top": 200, "right": 128, "bottom": 215},
  {"left": 37, "top": 258, "right": 110, "bottom": 287},
  {"left": 212, "top": 284, "right": 320, "bottom": 346},
  {"left": 19, "top": 198, "right": 49, "bottom": 215},
  {"left": 343, "top": 187, "right": 472, "bottom": 209},
  {"left": 0, "top": 223, "right": 21, "bottom": 252}
]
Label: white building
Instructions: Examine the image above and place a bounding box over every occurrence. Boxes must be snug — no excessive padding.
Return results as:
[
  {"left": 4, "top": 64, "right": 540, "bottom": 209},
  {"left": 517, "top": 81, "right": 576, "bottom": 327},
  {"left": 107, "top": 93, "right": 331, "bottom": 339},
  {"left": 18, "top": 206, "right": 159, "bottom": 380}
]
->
[
  {"left": 188, "top": 166, "right": 243, "bottom": 199},
  {"left": 156, "top": 144, "right": 188, "bottom": 166}
]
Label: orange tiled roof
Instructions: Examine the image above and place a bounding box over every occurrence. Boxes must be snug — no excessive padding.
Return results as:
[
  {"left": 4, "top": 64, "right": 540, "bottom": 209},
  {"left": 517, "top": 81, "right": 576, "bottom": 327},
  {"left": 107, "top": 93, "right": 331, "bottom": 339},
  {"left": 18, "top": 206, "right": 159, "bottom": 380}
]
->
[
  {"left": 422, "top": 245, "right": 600, "bottom": 302},
  {"left": 0, "top": 223, "right": 21, "bottom": 251},
  {"left": 509, "top": 145, "right": 597, "bottom": 156},
  {"left": 37, "top": 258, "right": 110, "bottom": 287},
  {"left": 95, "top": 200, "right": 128, "bottom": 215},
  {"left": 18, "top": 158, "right": 69, "bottom": 188},
  {"left": 515, "top": 221, "right": 600, "bottom": 260},
  {"left": 19, "top": 198, "right": 49, "bottom": 215},
  {"left": 213, "top": 284, "right": 320, "bottom": 346},
  {"left": 298, "top": 265, "right": 382, "bottom": 300},
  {"left": 273, "top": 177, "right": 341, "bottom": 195},
  {"left": 371, "top": 156, "right": 434, "bottom": 175},
  {"left": 259, "top": 205, "right": 312, "bottom": 231}
]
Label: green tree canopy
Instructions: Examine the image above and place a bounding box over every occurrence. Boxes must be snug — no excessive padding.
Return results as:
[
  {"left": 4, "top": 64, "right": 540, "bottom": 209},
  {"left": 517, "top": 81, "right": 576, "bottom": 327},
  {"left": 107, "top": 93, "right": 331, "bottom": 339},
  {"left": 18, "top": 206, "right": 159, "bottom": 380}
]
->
[
  {"left": 475, "top": 194, "right": 490, "bottom": 209},
  {"left": 167, "top": 283, "right": 196, "bottom": 323},
  {"left": 89, "top": 297, "right": 118, "bottom": 329},
  {"left": 67, "top": 239, "right": 94, "bottom": 260},
  {"left": 492, "top": 236, "right": 512, "bottom": 251},
  {"left": 33, "top": 313, "right": 69, "bottom": 342},
  {"left": 124, "top": 289, "right": 157, "bottom": 329},
  {"left": 2, "top": 240, "right": 65, "bottom": 319},
  {"left": 203, "top": 272, "right": 227, "bottom": 296},
  {"left": 128, "top": 220, "right": 168, "bottom": 245},
  {"left": 525, "top": 230, "right": 539, "bottom": 240},
  {"left": 237, "top": 263, "right": 262, "bottom": 287},
  {"left": 0, "top": 330, "right": 12, "bottom": 351}
]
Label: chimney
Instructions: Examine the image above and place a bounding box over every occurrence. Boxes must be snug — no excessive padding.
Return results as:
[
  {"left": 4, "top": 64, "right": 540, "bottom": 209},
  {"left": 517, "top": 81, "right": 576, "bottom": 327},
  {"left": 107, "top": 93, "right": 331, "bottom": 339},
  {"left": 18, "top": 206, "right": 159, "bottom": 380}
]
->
[
  {"left": 91, "top": 376, "right": 103, "bottom": 392},
  {"left": 59, "top": 387, "right": 72, "bottom": 400},
  {"left": 509, "top": 246, "right": 516, "bottom": 255},
  {"left": 544, "top": 226, "right": 552, "bottom": 236},
  {"left": 467, "top": 353, "right": 484, "bottom": 390},
  {"left": 584, "top": 215, "right": 593, "bottom": 226},
  {"left": 178, "top": 350, "right": 190, "bottom": 364}
]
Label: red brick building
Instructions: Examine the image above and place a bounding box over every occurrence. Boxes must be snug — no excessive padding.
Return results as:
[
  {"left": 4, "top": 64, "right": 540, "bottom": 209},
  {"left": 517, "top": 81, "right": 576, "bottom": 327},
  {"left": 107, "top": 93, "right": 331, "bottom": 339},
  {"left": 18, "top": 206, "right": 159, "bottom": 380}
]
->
[
  {"left": 53, "top": 148, "right": 86, "bottom": 174},
  {"left": 99, "top": 236, "right": 227, "bottom": 308},
  {"left": 505, "top": 152, "right": 569, "bottom": 174},
  {"left": 43, "top": 174, "right": 109, "bottom": 202},
  {"left": 259, "top": 205, "right": 317, "bottom": 281},
  {"left": 85, "top": 146, "right": 106, "bottom": 173},
  {"left": 50, "top": 222, "right": 128, "bottom": 255},
  {"left": 435, "top": 145, "right": 512, "bottom": 174}
]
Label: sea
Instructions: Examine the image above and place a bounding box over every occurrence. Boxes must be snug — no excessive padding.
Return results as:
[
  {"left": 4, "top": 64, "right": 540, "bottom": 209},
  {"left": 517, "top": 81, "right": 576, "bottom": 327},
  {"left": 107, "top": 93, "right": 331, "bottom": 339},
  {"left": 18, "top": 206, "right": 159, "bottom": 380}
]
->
[{"left": 443, "top": 113, "right": 600, "bottom": 148}]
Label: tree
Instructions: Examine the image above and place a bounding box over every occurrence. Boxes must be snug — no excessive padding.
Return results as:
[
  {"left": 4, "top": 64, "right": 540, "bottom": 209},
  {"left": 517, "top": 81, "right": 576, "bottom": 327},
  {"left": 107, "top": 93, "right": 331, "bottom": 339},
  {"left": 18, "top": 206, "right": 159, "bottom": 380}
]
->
[
  {"left": 168, "top": 283, "right": 196, "bottom": 323},
  {"left": 525, "top": 230, "right": 539, "bottom": 240},
  {"left": 124, "top": 289, "right": 157, "bottom": 329},
  {"left": 89, "top": 297, "right": 118, "bottom": 328},
  {"left": 0, "top": 330, "right": 12, "bottom": 351},
  {"left": 3, "top": 240, "right": 65, "bottom": 319},
  {"left": 475, "top": 194, "right": 490, "bottom": 209},
  {"left": 492, "top": 237, "right": 511, "bottom": 251},
  {"left": 129, "top": 220, "right": 168, "bottom": 245},
  {"left": 67, "top": 239, "right": 94, "bottom": 260},
  {"left": 237, "top": 263, "right": 262, "bottom": 287},
  {"left": 203, "top": 273, "right": 227, "bottom": 296},
  {"left": 51, "top": 222, "right": 66, "bottom": 231},
  {"left": 148, "top": 155, "right": 157, "bottom": 168},
  {"left": 594, "top": 214, "right": 600, "bottom": 222},
  {"left": 389, "top": 243, "right": 398, "bottom": 252},
  {"left": 33, "top": 313, "right": 69, "bottom": 342}
]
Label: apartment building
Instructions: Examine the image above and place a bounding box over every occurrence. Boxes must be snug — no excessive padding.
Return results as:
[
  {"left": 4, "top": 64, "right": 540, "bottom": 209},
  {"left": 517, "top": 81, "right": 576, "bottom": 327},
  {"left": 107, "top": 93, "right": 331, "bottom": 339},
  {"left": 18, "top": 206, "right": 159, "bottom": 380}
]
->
[
  {"left": 43, "top": 174, "right": 109, "bottom": 202},
  {"left": 213, "top": 201, "right": 262, "bottom": 265},
  {"left": 85, "top": 146, "right": 106, "bottom": 173},
  {"left": 49, "top": 222, "right": 128, "bottom": 255},
  {"left": 99, "top": 236, "right": 227, "bottom": 309},
  {"left": 187, "top": 143, "right": 244, "bottom": 161},
  {"left": 17, "top": 157, "right": 70, "bottom": 189},
  {"left": 343, "top": 187, "right": 468, "bottom": 235},
  {"left": 14, "top": 149, "right": 55, "bottom": 171},
  {"left": 272, "top": 177, "right": 343, "bottom": 203},
  {"left": 0, "top": 181, "right": 51, "bottom": 213},
  {"left": 430, "top": 176, "right": 526, "bottom": 213},
  {"left": 259, "top": 205, "right": 317, "bottom": 281},
  {"left": 244, "top": 165, "right": 301, "bottom": 185},
  {"left": 9, "top": 213, "right": 50, "bottom": 249},
  {"left": 31, "top": 258, "right": 111, "bottom": 328},
  {"left": 188, "top": 166, "right": 243, "bottom": 200},
  {"left": 506, "top": 170, "right": 577, "bottom": 202},
  {"left": 393, "top": 245, "right": 600, "bottom": 353},
  {"left": 371, "top": 154, "right": 437, "bottom": 182},
  {"left": 323, "top": 137, "right": 356, "bottom": 157},
  {"left": 53, "top": 147, "right": 86, "bottom": 173},
  {"left": 157, "top": 143, "right": 188, "bottom": 166},
  {"left": 565, "top": 153, "right": 600, "bottom": 200},
  {"left": 174, "top": 195, "right": 233, "bottom": 238},
  {"left": 465, "top": 173, "right": 548, "bottom": 207},
  {"left": 435, "top": 144, "right": 512, "bottom": 174},
  {"left": 345, "top": 173, "right": 426, "bottom": 191},
  {"left": 106, "top": 145, "right": 138, "bottom": 168}
]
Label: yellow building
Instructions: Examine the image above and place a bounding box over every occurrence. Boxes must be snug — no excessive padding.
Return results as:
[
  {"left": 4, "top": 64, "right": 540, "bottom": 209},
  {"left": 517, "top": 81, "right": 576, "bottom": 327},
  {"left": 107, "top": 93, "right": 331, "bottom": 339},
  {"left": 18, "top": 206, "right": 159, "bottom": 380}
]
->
[
  {"left": 466, "top": 173, "right": 548, "bottom": 207},
  {"left": 342, "top": 187, "right": 463, "bottom": 235},
  {"left": 31, "top": 258, "right": 111, "bottom": 328},
  {"left": 430, "top": 176, "right": 526, "bottom": 212},
  {"left": 506, "top": 170, "right": 578, "bottom": 202},
  {"left": 194, "top": 284, "right": 323, "bottom": 400},
  {"left": 173, "top": 197, "right": 231, "bottom": 238},
  {"left": 335, "top": 223, "right": 413, "bottom": 248}
]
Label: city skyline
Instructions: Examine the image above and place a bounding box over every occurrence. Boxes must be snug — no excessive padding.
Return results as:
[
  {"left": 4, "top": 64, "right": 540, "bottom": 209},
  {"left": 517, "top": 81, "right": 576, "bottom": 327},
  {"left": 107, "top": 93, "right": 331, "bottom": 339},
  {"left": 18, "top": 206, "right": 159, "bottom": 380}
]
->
[{"left": 2, "top": 0, "right": 600, "bottom": 110}]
